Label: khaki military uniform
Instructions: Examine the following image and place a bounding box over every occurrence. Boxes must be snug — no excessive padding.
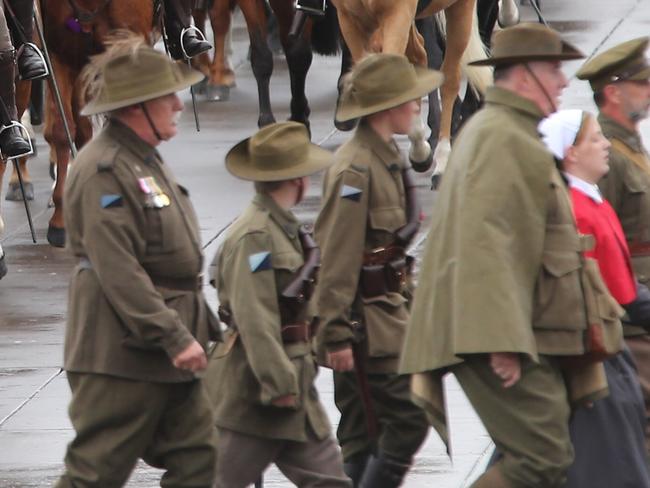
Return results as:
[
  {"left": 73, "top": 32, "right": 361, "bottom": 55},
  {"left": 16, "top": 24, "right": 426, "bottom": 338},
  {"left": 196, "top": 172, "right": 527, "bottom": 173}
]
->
[
  {"left": 401, "top": 87, "right": 620, "bottom": 488},
  {"left": 598, "top": 113, "right": 650, "bottom": 452},
  {"left": 314, "top": 121, "right": 429, "bottom": 465},
  {"left": 56, "top": 120, "right": 219, "bottom": 488},
  {"left": 206, "top": 193, "right": 350, "bottom": 488}
]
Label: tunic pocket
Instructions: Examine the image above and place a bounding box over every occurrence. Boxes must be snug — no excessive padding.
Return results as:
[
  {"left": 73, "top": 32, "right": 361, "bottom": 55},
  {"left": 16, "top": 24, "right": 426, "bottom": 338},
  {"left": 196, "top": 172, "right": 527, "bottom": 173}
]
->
[
  {"left": 533, "top": 250, "right": 586, "bottom": 331},
  {"left": 369, "top": 206, "right": 406, "bottom": 233},
  {"left": 361, "top": 292, "right": 408, "bottom": 358},
  {"left": 143, "top": 206, "right": 183, "bottom": 254}
]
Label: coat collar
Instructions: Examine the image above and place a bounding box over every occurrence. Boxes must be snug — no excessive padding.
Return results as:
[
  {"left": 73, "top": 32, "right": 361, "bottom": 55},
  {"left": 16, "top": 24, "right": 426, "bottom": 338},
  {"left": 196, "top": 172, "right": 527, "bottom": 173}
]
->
[
  {"left": 106, "top": 118, "right": 162, "bottom": 166},
  {"left": 354, "top": 120, "right": 404, "bottom": 172},
  {"left": 484, "top": 86, "right": 546, "bottom": 125},
  {"left": 564, "top": 172, "right": 603, "bottom": 203},
  {"left": 598, "top": 113, "right": 644, "bottom": 153},
  {"left": 253, "top": 193, "right": 301, "bottom": 240}
]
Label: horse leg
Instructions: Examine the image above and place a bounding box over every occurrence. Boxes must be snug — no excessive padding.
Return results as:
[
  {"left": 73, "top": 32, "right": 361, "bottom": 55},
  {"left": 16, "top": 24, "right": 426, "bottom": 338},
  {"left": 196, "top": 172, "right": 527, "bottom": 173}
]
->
[
  {"left": 334, "top": 38, "right": 357, "bottom": 132},
  {"left": 498, "top": 0, "right": 520, "bottom": 27},
  {"left": 432, "top": 0, "right": 474, "bottom": 187},
  {"left": 43, "top": 58, "right": 77, "bottom": 248},
  {"left": 416, "top": 16, "right": 442, "bottom": 151},
  {"left": 240, "top": 0, "right": 275, "bottom": 127},
  {"left": 332, "top": 4, "right": 368, "bottom": 61},
  {"left": 380, "top": 1, "right": 419, "bottom": 55},
  {"left": 270, "top": 0, "right": 312, "bottom": 130},
  {"left": 204, "top": 0, "right": 237, "bottom": 101},
  {"left": 0, "top": 161, "right": 5, "bottom": 279}
]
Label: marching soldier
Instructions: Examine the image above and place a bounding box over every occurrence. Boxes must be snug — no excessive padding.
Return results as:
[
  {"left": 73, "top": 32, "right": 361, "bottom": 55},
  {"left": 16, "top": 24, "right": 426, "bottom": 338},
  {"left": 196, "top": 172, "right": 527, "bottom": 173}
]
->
[
  {"left": 164, "top": 0, "right": 212, "bottom": 60},
  {"left": 576, "top": 37, "right": 650, "bottom": 454},
  {"left": 55, "top": 38, "right": 219, "bottom": 487},
  {"left": 401, "top": 23, "right": 622, "bottom": 488},
  {"left": 205, "top": 121, "right": 351, "bottom": 488},
  {"left": 314, "top": 53, "right": 443, "bottom": 487}
]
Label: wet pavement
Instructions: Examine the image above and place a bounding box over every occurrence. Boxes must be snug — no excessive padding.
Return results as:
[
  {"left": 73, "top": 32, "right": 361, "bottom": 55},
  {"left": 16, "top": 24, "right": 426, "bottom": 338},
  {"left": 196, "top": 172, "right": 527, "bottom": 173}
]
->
[{"left": 1, "top": 0, "right": 650, "bottom": 486}]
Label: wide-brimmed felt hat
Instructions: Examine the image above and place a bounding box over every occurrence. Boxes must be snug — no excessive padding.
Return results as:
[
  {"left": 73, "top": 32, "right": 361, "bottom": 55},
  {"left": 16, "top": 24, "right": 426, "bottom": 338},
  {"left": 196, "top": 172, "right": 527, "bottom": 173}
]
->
[
  {"left": 469, "top": 22, "right": 584, "bottom": 67},
  {"left": 226, "top": 122, "right": 333, "bottom": 182},
  {"left": 81, "top": 45, "right": 203, "bottom": 116},
  {"left": 576, "top": 37, "right": 650, "bottom": 91},
  {"left": 335, "top": 53, "right": 444, "bottom": 123}
]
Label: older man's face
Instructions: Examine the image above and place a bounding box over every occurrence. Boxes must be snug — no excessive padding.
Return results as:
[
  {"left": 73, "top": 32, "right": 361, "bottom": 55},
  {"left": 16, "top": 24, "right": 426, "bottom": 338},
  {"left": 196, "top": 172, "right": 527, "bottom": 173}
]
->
[
  {"left": 526, "top": 61, "right": 568, "bottom": 116},
  {"left": 616, "top": 79, "right": 650, "bottom": 123},
  {"left": 141, "top": 93, "right": 184, "bottom": 143}
]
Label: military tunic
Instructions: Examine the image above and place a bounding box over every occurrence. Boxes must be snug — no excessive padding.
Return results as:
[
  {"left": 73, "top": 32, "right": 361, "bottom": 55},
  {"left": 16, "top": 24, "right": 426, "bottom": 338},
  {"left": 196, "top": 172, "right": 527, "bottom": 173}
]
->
[
  {"left": 401, "top": 87, "right": 620, "bottom": 488},
  {"left": 56, "top": 119, "right": 218, "bottom": 488},
  {"left": 598, "top": 113, "right": 650, "bottom": 453},
  {"left": 314, "top": 121, "right": 428, "bottom": 463},
  {"left": 206, "top": 193, "right": 349, "bottom": 488}
]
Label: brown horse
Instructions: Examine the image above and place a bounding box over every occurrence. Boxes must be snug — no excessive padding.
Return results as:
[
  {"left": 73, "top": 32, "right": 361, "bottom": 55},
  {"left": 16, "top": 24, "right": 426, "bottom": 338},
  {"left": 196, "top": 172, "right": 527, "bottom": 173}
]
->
[
  {"left": 192, "top": 0, "right": 339, "bottom": 130},
  {"left": 36, "top": 0, "right": 156, "bottom": 247},
  {"left": 331, "top": 0, "right": 491, "bottom": 181}
]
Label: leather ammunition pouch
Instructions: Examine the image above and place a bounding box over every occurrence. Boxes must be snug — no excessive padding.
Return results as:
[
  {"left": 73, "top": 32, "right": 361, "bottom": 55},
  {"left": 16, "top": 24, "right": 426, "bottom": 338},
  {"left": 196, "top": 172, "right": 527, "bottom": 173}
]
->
[{"left": 360, "top": 248, "right": 411, "bottom": 298}]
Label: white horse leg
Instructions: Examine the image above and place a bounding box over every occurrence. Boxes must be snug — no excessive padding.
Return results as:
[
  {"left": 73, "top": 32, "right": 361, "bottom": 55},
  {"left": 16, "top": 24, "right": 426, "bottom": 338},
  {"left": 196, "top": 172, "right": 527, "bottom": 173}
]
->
[
  {"left": 498, "top": 0, "right": 520, "bottom": 27},
  {"left": 408, "top": 106, "right": 433, "bottom": 172},
  {"left": 431, "top": 137, "right": 451, "bottom": 187}
]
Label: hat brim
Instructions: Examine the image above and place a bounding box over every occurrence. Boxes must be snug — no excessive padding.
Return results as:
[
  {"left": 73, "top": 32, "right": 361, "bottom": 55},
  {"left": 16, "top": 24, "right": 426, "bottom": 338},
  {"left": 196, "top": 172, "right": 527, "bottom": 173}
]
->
[
  {"left": 468, "top": 41, "right": 585, "bottom": 66},
  {"left": 226, "top": 138, "right": 333, "bottom": 182},
  {"left": 627, "top": 66, "right": 650, "bottom": 82},
  {"left": 335, "top": 67, "right": 444, "bottom": 123},
  {"left": 80, "top": 67, "right": 204, "bottom": 116}
]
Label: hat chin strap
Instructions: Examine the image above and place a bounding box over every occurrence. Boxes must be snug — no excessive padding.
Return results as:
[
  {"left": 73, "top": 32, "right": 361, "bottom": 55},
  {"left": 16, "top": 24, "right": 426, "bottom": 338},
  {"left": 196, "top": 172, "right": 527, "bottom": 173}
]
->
[
  {"left": 294, "top": 177, "right": 306, "bottom": 206},
  {"left": 523, "top": 63, "right": 557, "bottom": 114},
  {"left": 140, "top": 102, "right": 163, "bottom": 142}
]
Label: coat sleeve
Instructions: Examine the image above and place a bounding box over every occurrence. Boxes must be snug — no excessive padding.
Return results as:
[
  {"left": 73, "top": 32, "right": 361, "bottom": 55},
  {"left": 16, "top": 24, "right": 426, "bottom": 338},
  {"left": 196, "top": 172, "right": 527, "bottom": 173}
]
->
[
  {"left": 228, "top": 231, "right": 299, "bottom": 405},
  {"left": 79, "top": 171, "right": 195, "bottom": 359},
  {"left": 315, "top": 167, "right": 369, "bottom": 350}
]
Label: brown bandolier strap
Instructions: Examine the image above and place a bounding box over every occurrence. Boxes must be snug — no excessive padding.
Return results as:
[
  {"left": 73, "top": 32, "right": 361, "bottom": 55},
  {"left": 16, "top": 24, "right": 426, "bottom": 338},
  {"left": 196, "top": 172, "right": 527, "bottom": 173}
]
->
[
  {"left": 610, "top": 138, "right": 650, "bottom": 177},
  {"left": 628, "top": 242, "right": 650, "bottom": 257},
  {"left": 363, "top": 244, "right": 405, "bottom": 266},
  {"left": 281, "top": 320, "right": 318, "bottom": 344},
  {"left": 78, "top": 257, "right": 202, "bottom": 291}
]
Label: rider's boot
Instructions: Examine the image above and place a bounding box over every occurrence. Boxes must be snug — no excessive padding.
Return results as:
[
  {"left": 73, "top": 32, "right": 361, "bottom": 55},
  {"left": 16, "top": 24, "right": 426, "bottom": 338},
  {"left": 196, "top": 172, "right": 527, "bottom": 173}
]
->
[
  {"left": 164, "top": 0, "right": 211, "bottom": 60},
  {"left": 0, "top": 49, "right": 31, "bottom": 158},
  {"left": 6, "top": 0, "right": 47, "bottom": 80},
  {"left": 295, "top": 0, "right": 326, "bottom": 16}
]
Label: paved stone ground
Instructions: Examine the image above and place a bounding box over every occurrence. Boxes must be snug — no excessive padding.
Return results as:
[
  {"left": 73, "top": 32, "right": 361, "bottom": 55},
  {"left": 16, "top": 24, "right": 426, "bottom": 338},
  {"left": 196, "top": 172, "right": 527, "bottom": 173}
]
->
[{"left": 1, "top": 0, "right": 649, "bottom": 486}]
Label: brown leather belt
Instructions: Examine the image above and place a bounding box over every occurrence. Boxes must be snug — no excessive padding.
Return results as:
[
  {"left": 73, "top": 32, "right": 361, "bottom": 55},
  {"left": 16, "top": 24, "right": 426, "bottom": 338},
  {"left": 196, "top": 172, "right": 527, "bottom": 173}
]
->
[
  {"left": 78, "top": 257, "right": 202, "bottom": 291},
  {"left": 628, "top": 242, "right": 650, "bottom": 257},
  {"left": 281, "top": 320, "right": 318, "bottom": 344}
]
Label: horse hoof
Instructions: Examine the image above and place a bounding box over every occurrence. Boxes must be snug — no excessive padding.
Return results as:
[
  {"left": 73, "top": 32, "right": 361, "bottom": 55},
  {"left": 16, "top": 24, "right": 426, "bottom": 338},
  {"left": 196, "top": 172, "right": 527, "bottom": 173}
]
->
[
  {"left": 258, "top": 114, "right": 276, "bottom": 128},
  {"left": 205, "top": 84, "right": 230, "bottom": 102},
  {"left": 431, "top": 173, "right": 443, "bottom": 190},
  {"left": 410, "top": 153, "right": 433, "bottom": 173},
  {"left": 5, "top": 181, "right": 34, "bottom": 201},
  {"left": 335, "top": 118, "right": 357, "bottom": 132},
  {"left": 47, "top": 226, "right": 66, "bottom": 248}
]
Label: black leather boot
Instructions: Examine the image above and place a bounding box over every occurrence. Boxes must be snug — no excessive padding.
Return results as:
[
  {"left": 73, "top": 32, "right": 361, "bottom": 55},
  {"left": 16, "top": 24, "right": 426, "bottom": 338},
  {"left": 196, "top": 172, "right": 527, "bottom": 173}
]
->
[
  {"left": 7, "top": 0, "right": 47, "bottom": 80},
  {"left": 343, "top": 452, "right": 371, "bottom": 487},
  {"left": 0, "top": 49, "right": 31, "bottom": 158},
  {"left": 358, "top": 453, "right": 410, "bottom": 488},
  {"left": 164, "top": 0, "right": 211, "bottom": 59}
]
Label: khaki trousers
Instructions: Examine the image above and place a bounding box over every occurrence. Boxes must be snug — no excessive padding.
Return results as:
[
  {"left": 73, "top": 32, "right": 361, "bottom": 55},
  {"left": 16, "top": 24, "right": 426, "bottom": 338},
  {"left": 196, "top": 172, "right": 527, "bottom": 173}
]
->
[
  {"left": 452, "top": 355, "right": 574, "bottom": 488},
  {"left": 333, "top": 372, "right": 429, "bottom": 463},
  {"left": 55, "top": 372, "right": 217, "bottom": 488},
  {"left": 215, "top": 428, "right": 351, "bottom": 488},
  {"left": 626, "top": 334, "right": 650, "bottom": 457}
]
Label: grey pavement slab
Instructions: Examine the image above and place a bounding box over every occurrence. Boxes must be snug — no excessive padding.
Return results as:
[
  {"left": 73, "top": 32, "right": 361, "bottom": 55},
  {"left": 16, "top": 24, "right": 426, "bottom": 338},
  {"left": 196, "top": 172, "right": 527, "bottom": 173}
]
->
[{"left": 1, "top": 0, "right": 649, "bottom": 486}]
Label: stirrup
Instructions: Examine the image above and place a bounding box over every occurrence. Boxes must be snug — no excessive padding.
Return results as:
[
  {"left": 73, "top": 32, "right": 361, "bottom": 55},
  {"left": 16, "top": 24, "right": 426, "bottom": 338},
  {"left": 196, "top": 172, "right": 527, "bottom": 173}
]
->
[
  {"left": 294, "top": 0, "right": 326, "bottom": 16},
  {"left": 17, "top": 43, "right": 50, "bottom": 80},
  {"left": 0, "top": 121, "right": 34, "bottom": 160},
  {"left": 179, "top": 26, "right": 210, "bottom": 60}
]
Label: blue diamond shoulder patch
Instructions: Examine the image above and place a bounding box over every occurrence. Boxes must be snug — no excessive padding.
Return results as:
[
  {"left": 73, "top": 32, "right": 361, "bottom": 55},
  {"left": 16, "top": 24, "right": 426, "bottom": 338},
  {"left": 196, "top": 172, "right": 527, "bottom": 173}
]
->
[
  {"left": 340, "top": 184, "right": 362, "bottom": 202},
  {"left": 100, "top": 194, "right": 123, "bottom": 208},
  {"left": 248, "top": 251, "right": 272, "bottom": 273}
]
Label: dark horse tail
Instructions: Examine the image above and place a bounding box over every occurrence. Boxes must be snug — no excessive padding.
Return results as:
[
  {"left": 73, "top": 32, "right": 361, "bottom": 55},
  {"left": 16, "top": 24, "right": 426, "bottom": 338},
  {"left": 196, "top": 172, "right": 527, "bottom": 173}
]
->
[{"left": 311, "top": 1, "right": 340, "bottom": 56}]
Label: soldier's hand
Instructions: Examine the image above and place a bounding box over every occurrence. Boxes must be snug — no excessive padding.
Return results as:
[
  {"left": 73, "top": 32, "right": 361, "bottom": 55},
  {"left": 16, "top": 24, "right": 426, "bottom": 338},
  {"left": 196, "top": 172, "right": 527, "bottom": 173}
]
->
[
  {"left": 172, "top": 340, "right": 208, "bottom": 372},
  {"left": 489, "top": 352, "right": 521, "bottom": 388},
  {"left": 328, "top": 346, "right": 355, "bottom": 372},
  {"left": 271, "top": 394, "right": 298, "bottom": 408}
]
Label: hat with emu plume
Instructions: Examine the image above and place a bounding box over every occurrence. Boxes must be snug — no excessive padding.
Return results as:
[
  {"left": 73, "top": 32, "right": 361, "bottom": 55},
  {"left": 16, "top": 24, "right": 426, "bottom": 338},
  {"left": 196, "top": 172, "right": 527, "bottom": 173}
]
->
[{"left": 81, "top": 31, "right": 203, "bottom": 116}]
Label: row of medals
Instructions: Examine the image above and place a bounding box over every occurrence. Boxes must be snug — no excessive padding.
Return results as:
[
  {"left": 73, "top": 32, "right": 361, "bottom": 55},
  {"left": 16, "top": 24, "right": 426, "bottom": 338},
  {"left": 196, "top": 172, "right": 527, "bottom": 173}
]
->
[{"left": 138, "top": 176, "right": 171, "bottom": 208}]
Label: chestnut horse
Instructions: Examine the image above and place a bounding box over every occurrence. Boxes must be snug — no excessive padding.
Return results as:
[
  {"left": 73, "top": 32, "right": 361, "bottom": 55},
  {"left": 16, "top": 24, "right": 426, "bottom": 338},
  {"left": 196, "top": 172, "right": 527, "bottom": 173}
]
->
[
  {"left": 192, "top": 0, "right": 339, "bottom": 131},
  {"left": 37, "top": 0, "right": 156, "bottom": 247},
  {"left": 331, "top": 0, "right": 492, "bottom": 182}
]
